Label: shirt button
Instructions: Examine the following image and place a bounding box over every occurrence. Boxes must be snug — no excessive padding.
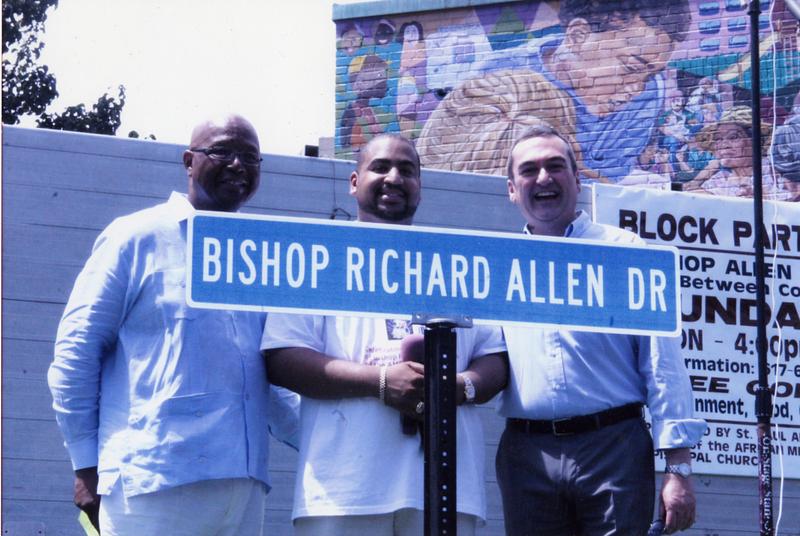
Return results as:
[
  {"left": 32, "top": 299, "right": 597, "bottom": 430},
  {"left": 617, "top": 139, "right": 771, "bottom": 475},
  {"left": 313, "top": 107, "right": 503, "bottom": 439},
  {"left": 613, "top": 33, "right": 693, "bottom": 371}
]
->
[
  {"left": 195, "top": 411, "right": 202, "bottom": 417},
  {"left": 198, "top": 456, "right": 207, "bottom": 463},
  {"left": 245, "top": 394, "right": 250, "bottom": 400}
]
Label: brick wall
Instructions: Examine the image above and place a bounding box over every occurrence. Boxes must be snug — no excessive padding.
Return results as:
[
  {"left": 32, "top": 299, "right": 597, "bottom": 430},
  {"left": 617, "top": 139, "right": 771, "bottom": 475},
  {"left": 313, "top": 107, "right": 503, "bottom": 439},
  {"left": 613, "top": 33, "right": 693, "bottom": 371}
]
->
[{"left": 334, "top": 0, "right": 800, "bottom": 201}]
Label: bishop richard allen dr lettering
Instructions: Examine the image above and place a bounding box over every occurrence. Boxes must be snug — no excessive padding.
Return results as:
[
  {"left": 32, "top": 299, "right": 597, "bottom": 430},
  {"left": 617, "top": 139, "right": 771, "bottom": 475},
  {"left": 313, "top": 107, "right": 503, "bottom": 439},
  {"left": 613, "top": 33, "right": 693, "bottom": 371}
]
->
[{"left": 200, "top": 237, "right": 669, "bottom": 314}]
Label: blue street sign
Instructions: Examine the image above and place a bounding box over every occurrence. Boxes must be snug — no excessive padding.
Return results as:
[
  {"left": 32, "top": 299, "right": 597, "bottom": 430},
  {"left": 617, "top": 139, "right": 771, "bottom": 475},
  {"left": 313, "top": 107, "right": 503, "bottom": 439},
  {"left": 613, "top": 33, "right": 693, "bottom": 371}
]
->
[{"left": 187, "top": 212, "right": 681, "bottom": 335}]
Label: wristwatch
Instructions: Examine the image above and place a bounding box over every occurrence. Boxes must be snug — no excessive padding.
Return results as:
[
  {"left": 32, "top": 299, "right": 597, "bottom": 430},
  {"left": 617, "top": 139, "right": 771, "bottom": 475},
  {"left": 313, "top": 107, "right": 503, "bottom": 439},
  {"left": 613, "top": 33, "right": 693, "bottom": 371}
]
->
[
  {"left": 665, "top": 462, "right": 692, "bottom": 478},
  {"left": 462, "top": 375, "right": 476, "bottom": 404}
]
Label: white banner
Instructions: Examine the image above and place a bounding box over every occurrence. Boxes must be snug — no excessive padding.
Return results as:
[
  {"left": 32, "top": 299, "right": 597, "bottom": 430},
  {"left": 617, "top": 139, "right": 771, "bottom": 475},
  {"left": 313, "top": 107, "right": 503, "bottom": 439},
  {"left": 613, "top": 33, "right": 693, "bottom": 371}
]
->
[{"left": 593, "top": 184, "right": 800, "bottom": 478}]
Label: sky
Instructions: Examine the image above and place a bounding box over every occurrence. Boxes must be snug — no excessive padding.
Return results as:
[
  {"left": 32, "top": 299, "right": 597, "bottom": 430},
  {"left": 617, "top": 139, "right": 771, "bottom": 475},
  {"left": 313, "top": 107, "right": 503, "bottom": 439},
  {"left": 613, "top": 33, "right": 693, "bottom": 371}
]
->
[{"left": 27, "top": 0, "right": 360, "bottom": 156}]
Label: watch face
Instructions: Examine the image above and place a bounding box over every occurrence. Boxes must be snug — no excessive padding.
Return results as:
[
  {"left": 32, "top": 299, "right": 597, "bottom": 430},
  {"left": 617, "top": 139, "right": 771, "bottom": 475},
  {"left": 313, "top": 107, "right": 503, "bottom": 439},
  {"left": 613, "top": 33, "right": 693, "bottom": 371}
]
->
[{"left": 667, "top": 463, "right": 691, "bottom": 478}]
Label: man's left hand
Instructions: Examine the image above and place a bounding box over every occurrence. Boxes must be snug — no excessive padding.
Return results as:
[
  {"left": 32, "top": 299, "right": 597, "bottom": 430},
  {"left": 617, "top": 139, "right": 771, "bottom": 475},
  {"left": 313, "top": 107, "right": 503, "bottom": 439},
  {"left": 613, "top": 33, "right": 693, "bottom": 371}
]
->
[{"left": 659, "top": 473, "right": 696, "bottom": 534}]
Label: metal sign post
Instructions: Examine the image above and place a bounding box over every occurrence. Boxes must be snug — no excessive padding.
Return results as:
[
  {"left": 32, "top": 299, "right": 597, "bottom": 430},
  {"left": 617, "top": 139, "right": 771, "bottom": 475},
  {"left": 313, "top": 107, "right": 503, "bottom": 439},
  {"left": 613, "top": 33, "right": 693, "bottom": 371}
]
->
[
  {"left": 415, "top": 314, "right": 473, "bottom": 536},
  {"left": 748, "top": 3, "right": 773, "bottom": 535}
]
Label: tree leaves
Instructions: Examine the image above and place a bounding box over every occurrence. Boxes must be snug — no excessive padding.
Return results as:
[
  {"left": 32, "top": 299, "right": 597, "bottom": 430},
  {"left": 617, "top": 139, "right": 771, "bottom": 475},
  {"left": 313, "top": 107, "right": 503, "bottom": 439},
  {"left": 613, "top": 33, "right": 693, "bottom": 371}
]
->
[
  {"left": 2, "top": 0, "right": 58, "bottom": 54},
  {"left": 2, "top": 0, "right": 131, "bottom": 136},
  {"left": 2, "top": 32, "right": 58, "bottom": 123},
  {"left": 38, "top": 86, "right": 126, "bottom": 135}
]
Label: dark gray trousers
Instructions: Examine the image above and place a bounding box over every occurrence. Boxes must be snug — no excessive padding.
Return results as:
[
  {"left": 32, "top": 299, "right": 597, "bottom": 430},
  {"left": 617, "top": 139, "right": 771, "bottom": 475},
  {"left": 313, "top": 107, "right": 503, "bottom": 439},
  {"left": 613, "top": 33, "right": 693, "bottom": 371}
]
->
[{"left": 496, "top": 417, "right": 655, "bottom": 536}]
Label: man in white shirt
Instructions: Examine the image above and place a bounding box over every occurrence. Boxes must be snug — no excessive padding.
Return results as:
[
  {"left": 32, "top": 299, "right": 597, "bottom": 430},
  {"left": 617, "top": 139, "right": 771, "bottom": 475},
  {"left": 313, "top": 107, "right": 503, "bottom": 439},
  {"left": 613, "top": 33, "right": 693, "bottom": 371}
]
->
[
  {"left": 497, "top": 124, "right": 706, "bottom": 535},
  {"left": 261, "top": 133, "right": 508, "bottom": 535}
]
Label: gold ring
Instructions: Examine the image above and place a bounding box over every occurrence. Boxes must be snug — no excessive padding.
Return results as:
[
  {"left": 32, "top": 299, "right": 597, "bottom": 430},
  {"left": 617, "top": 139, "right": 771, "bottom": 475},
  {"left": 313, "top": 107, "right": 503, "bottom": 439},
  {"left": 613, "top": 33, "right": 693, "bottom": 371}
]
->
[{"left": 415, "top": 401, "right": 425, "bottom": 414}]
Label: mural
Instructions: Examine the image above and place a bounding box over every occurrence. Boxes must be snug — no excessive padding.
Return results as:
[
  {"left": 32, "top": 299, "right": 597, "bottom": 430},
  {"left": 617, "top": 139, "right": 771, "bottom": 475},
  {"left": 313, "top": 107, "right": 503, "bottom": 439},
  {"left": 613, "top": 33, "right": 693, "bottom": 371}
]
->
[{"left": 335, "top": 0, "right": 800, "bottom": 201}]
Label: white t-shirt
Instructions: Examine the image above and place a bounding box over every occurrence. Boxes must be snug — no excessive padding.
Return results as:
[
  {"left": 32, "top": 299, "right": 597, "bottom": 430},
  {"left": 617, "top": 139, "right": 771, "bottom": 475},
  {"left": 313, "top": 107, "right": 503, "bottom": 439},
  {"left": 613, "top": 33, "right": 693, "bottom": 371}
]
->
[{"left": 261, "top": 314, "right": 506, "bottom": 521}]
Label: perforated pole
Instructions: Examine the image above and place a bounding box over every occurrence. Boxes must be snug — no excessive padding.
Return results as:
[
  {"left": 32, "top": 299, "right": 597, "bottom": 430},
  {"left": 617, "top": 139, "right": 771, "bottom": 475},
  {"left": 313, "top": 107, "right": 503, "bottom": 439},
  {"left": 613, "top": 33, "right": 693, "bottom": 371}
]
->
[{"left": 423, "top": 322, "right": 458, "bottom": 536}]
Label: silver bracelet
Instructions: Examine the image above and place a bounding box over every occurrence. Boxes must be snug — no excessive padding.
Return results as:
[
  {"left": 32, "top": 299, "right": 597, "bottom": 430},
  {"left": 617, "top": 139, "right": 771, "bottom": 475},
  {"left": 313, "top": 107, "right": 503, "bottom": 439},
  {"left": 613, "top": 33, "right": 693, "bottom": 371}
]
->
[{"left": 379, "top": 365, "right": 388, "bottom": 404}]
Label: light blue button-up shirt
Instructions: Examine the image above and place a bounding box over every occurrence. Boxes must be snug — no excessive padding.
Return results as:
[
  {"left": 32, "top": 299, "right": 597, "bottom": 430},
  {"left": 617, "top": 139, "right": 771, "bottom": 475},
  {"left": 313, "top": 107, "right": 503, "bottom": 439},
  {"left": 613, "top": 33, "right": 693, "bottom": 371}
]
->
[
  {"left": 48, "top": 192, "right": 298, "bottom": 497},
  {"left": 499, "top": 211, "right": 706, "bottom": 449}
]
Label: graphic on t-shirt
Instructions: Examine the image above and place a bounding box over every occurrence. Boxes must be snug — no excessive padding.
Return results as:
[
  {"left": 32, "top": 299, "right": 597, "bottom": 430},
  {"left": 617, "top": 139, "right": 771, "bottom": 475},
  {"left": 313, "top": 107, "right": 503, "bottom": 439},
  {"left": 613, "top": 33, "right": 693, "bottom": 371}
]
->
[
  {"left": 360, "top": 319, "right": 423, "bottom": 365},
  {"left": 385, "top": 319, "right": 414, "bottom": 340}
]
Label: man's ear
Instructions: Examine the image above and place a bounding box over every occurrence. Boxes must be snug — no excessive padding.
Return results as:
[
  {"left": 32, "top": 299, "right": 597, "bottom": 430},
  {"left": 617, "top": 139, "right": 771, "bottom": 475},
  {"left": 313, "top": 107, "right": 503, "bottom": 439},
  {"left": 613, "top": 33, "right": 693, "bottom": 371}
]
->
[
  {"left": 563, "top": 18, "right": 590, "bottom": 51},
  {"left": 349, "top": 171, "right": 359, "bottom": 196},
  {"left": 183, "top": 150, "right": 194, "bottom": 175},
  {"left": 507, "top": 177, "right": 517, "bottom": 203}
]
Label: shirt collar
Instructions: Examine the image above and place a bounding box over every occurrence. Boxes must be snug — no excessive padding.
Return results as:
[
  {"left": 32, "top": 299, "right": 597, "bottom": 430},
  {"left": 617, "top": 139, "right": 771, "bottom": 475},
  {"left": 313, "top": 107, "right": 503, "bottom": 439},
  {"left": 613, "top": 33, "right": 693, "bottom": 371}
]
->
[
  {"left": 166, "top": 191, "right": 196, "bottom": 222},
  {"left": 167, "top": 192, "right": 249, "bottom": 222},
  {"left": 522, "top": 210, "right": 588, "bottom": 238}
]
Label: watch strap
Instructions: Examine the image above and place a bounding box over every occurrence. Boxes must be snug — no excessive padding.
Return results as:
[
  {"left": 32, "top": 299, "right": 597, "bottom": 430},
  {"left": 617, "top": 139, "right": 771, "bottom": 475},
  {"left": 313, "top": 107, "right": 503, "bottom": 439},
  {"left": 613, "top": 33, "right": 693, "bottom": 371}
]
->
[
  {"left": 665, "top": 463, "right": 691, "bottom": 478},
  {"left": 463, "top": 375, "right": 476, "bottom": 403}
]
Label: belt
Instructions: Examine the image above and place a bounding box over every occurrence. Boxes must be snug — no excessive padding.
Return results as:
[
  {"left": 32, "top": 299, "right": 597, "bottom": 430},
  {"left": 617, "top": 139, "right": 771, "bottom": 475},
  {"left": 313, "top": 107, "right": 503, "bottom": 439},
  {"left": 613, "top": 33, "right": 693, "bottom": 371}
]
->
[{"left": 507, "top": 403, "right": 644, "bottom": 436}]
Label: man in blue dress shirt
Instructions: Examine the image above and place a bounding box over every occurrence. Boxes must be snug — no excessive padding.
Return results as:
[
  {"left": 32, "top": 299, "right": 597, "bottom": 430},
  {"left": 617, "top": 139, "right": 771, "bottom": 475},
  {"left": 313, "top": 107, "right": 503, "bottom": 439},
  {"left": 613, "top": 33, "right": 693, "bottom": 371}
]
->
[
  {"left": 497, "top": 124, "right": 706, "bottom": 535},
  {"left": 48, "top": 114, "right": 298, "bottom": 535}
]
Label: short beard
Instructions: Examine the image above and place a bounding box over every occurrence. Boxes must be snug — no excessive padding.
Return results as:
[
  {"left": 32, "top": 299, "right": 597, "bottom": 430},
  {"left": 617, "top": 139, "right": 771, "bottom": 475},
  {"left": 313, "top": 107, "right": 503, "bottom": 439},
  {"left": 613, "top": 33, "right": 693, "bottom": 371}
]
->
[{"left": 365, "top": 201, "right": 418, "bottom": 223}]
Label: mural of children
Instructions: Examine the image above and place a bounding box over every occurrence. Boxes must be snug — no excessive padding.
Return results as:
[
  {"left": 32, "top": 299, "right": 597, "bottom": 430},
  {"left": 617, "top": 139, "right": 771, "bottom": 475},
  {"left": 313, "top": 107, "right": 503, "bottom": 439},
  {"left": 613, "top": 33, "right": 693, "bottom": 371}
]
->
[
  {"left": 672, "top": 139, "right": 714, "bottom": 185},
  {"left": 454, "top": 0, "right": 692, "bottom": 180},
  {"left": 396, "top": 22, "right": 428, "bottom": 137},
  {"left": 775, "top": 166, "right": 800, "bottom": 201},
  {"left": 340, "top": 54, "right": 390, "bottom": 151},
  {"left": 374, "top": 18, "right": 396, "bottom": 46},
  {"left": 619, "top": 139, "right": 672, "bottom": 189},
  {"left": 683, "top": 106, "right": 782, "bottom": 199},
  {"left": 338, "top": 23, "right": 365, "bottom": 56},
  {"left": 771, "top": 92, "right": 800, "bottom": 201},
  {"left": 658, "top": 89, "right": 701, "bottom": 172},
  {"left": 399, "top": 22, "right": 426, "bottom": 73},
  {"left": 686, "top": 76, "right": 723, "bottom": 124},
  {"left": 417, "top": 69, "right": 580, "bottom": 176}
]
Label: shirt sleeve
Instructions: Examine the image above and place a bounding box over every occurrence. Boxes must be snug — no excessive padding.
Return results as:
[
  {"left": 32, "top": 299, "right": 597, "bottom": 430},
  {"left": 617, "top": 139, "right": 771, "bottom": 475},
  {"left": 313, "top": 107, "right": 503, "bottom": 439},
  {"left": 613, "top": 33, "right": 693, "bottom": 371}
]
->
[
  {"left": 466, "top": 324, "right": 507, "bottom": 361},
  {"left": 261, "top": 313, "right": 326, "bottom": 353},
  {"left": 47, "top": 223, "right": 132, "bottom": 470},
  {"left": 638, "top": 334, "right": 707, "bottom": 450},
  {"left": 267, "top": 384, "right": 301, "bottom": 450}
]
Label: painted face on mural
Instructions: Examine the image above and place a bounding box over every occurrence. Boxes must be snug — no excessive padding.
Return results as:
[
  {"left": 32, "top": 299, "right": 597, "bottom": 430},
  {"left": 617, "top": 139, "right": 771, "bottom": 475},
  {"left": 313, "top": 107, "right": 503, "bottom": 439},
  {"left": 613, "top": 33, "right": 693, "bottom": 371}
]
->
[
  {"left": 552, "top": 15, "right": 674, "bottom": 116},
  {"left": 350, "top": 136, "right": 421, "bottom": 224},
  {"left": 714, "top": 123, "right": 752, "bottom": 170},
  {"left": 783, "top": 178, "right": 800, "bottom": 200},
  {"left": 340, "top": 28, "right": 364, "bottom": 55},
  {"left": 507, "top": 135, "right": 580, "bottom": 236},
  {"left": 354, "top": 56, "right": 388, "bottom": 99},
  {"left": 183, "top": 115, "right": 261, "bottom": 212},
  {"left": 403, "top": 24, "right": 420, "bottom": 43},
  {"left": 638, "top": 143, "right": 658, "bottom": 166},
  {"left": 375, "top": 19, "right": 396, "bottom": 45}
]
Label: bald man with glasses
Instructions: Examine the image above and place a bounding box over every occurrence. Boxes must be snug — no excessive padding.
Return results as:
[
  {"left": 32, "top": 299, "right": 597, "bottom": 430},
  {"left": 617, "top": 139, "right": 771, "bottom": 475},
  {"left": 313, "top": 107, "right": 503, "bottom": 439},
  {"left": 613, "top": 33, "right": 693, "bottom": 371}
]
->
[{"left": 49, "top": 114, "right": 298, "bottom": 536}]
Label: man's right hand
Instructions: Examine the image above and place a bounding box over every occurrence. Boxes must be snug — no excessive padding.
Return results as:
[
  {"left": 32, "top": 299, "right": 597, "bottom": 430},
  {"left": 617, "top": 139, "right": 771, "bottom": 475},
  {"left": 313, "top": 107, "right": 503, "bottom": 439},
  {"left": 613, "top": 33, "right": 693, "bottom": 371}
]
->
[
  {"left": 74, "top": 466, "right": 100, "bottom": 531},
  {"left": 384, "top": 361, "right": 425, "bottom": 419}
]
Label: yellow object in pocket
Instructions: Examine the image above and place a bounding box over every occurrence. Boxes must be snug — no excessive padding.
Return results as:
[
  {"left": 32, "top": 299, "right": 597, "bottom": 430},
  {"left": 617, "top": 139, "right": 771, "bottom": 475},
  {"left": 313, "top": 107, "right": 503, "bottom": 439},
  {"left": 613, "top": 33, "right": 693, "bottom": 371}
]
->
[{"left": 78, "top": 511, "right": 100, "bottom": 536}]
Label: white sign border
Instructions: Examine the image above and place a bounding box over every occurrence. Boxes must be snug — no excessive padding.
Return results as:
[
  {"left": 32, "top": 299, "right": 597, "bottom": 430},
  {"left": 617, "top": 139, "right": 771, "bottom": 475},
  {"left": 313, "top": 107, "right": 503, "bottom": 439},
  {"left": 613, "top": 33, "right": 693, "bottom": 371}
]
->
[{"left": 186, "top": 211, "right": 682, "bottom": 337}]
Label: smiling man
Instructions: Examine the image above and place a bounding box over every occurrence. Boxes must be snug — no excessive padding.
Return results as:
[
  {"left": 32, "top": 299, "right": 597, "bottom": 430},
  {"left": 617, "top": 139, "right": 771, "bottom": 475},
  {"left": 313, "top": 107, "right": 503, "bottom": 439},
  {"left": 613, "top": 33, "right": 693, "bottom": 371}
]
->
[
  {"left": 48, "top": 114, "right": 298, "bottom": 535},
  {"left": 261, "top": 134, "right": 509, "bottom": 536},
  {"left": 184, "top": 116, "right": 262, "bottom": 211},
  {"left": 348, "top": 134, "right": 421, "bottom": 224},
  {"left": 497, "top": 125, "right": 706, "bottom": 535}
]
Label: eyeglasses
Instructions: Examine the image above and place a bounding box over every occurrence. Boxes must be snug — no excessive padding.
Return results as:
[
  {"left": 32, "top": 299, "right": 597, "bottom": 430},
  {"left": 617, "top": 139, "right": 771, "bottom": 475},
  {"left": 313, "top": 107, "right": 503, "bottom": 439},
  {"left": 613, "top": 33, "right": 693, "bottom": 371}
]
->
[
  {"left": 719, "top": 131, "right": 748, "bottom": 142},
  {"left": 190, "top": 147, "right": 262, "bottom": 166}
]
